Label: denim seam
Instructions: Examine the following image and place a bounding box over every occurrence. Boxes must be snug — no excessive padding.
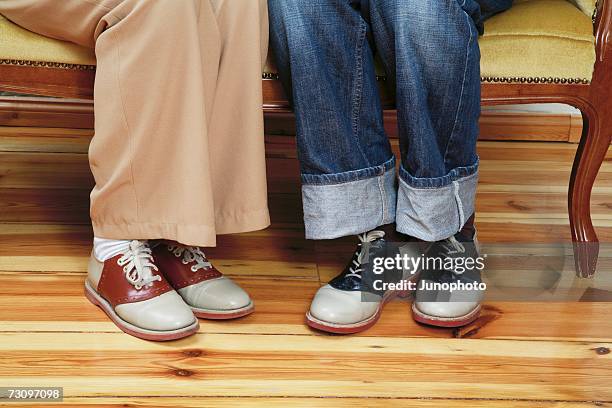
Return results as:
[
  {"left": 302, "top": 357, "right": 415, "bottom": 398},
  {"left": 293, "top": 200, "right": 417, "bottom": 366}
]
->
[
  {"left": 377, "top": 174, "right": 388, "bottom": 224},
  {"left": 400, "top": 169, "right": 478, "bottom": 190},
  {"left": 301, "top": 156, "right": 396, "bottom": 186},
  {"left": 399, "top": 163, "right": 479, "bottom": 189},
  {"left": 369, "top": 5, "right": 395, "bottom": 82},
  {"left": 350, "top": 18, "right": 370, "bottom": 166},
  {"left": 453, "top": 180, "right": 466, "bottom": 228},
  {"left": 443, "top": 1, "right": 475, "bottom": 166}
]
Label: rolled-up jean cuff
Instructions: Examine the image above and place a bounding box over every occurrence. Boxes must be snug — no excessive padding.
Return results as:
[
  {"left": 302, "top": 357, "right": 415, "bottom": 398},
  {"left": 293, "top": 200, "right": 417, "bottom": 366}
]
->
[
  {"left": 301, "top": 157, "right": 397, "bottom": 240},
  {"left": 396, "top": 164, "right": 478, "bottom": 242}
]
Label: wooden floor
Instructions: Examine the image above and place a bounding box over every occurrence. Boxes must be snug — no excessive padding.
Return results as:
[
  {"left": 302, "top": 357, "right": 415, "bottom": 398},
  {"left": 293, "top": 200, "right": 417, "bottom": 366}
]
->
[{"left": 0, "top": 126, "right": 612, "bottom": 407}]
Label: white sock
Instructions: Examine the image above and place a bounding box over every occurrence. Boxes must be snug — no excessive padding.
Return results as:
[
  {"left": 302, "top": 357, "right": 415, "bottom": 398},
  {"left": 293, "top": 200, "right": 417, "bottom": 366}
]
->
[{"left": 93, "top": 237, "right": 132, "bottom": 262}]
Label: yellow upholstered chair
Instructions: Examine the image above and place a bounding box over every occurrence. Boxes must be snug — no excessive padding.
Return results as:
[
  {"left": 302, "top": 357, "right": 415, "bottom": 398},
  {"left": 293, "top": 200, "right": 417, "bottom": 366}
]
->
[{"left": 0, "top": 0, "right": 609, "bottom": 276}]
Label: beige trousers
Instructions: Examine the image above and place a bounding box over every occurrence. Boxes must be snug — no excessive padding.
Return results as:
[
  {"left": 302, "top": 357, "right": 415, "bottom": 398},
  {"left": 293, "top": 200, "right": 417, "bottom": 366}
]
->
[{"left": 0, "top": 0, "right": 270, "bottom": 246}]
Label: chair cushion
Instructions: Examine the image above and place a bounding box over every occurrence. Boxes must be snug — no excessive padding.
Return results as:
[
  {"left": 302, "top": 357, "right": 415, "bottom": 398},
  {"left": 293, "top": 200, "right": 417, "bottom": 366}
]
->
[
  {"left": 480, "top": 0, "right": 596, "bottom": 82},
  {"left": 1, "top": 1, "right": 596, "bottom": 83}
]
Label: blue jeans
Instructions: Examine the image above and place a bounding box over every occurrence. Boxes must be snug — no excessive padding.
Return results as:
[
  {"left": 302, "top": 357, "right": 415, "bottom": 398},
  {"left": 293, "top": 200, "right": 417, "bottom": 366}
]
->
[{"left": 269, "top": 0, "right": 512, "bottom": 241}]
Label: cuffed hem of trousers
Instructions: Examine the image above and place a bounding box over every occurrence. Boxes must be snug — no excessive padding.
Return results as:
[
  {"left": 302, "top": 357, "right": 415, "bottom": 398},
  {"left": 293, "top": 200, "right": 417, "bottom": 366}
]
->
[
  {"left": 396, "top": 163, "right": 478, "bottom": 242},
  {"left": 301, "top": 157, "right": 397, "bottom": 240}
]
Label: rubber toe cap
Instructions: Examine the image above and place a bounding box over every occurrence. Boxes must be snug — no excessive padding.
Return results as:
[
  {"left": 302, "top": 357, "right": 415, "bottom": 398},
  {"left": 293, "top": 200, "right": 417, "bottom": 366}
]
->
[
  {"left": 309, "top": 285, "right": 376, "bottom": 325},
  {"left": 179, "top": 277, "right": 252, "bottom": 311},
  {"left": 115, "top": 291, "right": 196, "bottom": 331}
]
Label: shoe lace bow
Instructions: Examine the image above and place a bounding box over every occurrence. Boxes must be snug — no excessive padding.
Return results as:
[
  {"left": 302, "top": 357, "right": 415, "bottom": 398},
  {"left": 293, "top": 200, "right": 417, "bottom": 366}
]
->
[
  {"left": 116, "top": 240, "right": 162, "bottom": 289},
  {"left": 167, "top": 245, "right": 212, "bottom": 272}
]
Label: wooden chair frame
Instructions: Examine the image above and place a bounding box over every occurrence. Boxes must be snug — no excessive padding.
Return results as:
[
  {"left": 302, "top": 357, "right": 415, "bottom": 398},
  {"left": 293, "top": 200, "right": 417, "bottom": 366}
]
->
[{"left": 1, "top": 1, "right": 610, "bottom": 277}]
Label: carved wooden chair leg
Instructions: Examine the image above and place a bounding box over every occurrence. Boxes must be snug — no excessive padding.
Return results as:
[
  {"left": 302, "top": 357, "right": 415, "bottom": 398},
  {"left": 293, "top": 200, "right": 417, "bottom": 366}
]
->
[{"left": 568, "top": 109, "right": 611, "bottom": 278}]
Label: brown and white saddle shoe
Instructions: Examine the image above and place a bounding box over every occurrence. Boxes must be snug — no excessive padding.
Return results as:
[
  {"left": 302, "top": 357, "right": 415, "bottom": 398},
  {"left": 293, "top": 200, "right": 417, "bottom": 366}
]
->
[
  {"left": 153, "top": 243, "right": 254, "bottom": 320},
  {"left": 85, "top": 240, "right": 199, "bottom": 341}
]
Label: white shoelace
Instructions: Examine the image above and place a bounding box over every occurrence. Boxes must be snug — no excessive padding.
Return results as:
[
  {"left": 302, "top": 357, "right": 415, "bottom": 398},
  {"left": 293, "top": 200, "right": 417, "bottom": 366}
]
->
[
  {"left": 116, "top": 240, "right": 162, "bottom": 290},
  {"left": 438, "top": 235, "right": 468, "bottom": 275},
  {"left": 345, "top": 230, "right": 386, "bottom": 280},
  {"left": 441, "top": 235, "right": 466, "bottom": 255},
  {"left": 167, "top": 245, "right": 212, "bottom": 272}
]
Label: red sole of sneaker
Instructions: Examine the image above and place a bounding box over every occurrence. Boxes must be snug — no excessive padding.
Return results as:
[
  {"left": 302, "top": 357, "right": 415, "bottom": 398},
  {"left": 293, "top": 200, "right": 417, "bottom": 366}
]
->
[
  {"left": 305, "top": 290, "right": 410, "bottom": 335},
  {"left": 84, "top": 282, "right": 200, "bottom": 341},
  {"left": 411, "top": 303, "right": 481, "bottom": 328},
  {"left": 192, "top": 304, "right": 254, "bottom": 320}
]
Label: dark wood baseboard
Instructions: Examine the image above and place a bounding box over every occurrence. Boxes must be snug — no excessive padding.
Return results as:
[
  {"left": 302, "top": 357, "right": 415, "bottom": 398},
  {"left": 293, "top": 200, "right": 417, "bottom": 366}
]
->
[
  {"left": 0, "top": 95, "right": 583, "bottom": 143},
  {"left": 264, "top": 110, "right": 583, "bottom": 143},
  {"left": 478, "top": 111, "right": 583, "bottom": 143},
  {"left": 0, "top": 96, "right": 93, "bottom": 129}
]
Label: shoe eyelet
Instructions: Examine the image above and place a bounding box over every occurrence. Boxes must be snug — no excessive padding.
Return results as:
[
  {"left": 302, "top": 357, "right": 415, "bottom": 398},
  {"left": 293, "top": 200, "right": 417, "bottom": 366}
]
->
[
  {"left": 190, "top": 266, "right": 198, "bottom": 272},
  {"left": 181, "top": 260, "right": 188, "bottom": 265}
]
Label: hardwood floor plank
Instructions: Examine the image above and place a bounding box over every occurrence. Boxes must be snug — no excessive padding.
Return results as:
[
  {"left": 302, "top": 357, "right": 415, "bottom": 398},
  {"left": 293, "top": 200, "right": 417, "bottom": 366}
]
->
[
  {"left": 26, "top": 397, "right": 610, "bottom": 408},
  {"left": 0, "top": 377, "right": 608, "bottom": 401},
  {"left": 0, "top": 360, "right": 607, "bottom": 405}
]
